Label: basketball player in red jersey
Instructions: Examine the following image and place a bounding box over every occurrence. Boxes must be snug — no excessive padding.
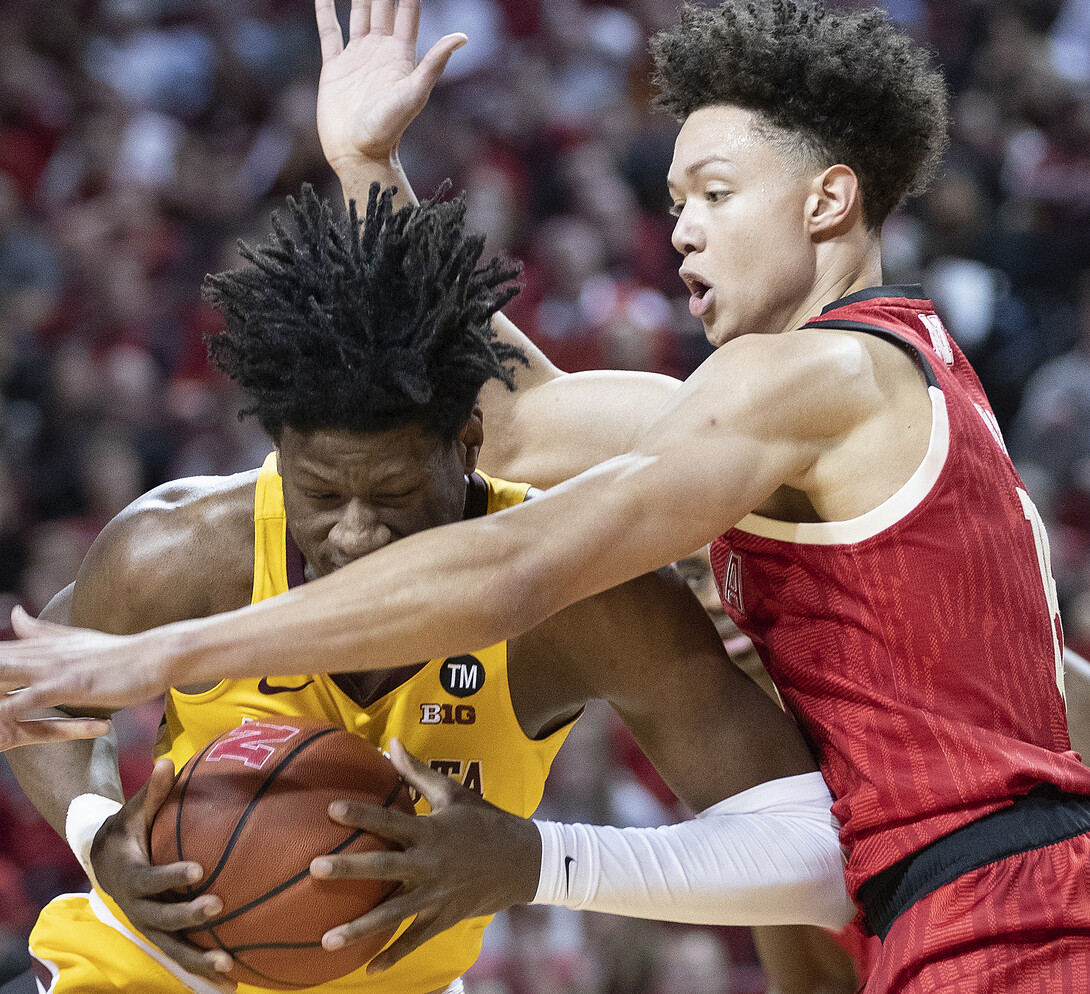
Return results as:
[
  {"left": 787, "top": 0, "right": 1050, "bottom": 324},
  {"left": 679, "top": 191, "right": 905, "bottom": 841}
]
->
[{"left": 5, "top": 2, "right": 1090, "bottom": 991}]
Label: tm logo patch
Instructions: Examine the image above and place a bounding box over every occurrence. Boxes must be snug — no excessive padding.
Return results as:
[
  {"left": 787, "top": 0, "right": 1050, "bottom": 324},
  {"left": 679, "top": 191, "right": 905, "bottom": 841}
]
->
[{"left": 440, "top": 655, "right": 486, "bottom": 697}]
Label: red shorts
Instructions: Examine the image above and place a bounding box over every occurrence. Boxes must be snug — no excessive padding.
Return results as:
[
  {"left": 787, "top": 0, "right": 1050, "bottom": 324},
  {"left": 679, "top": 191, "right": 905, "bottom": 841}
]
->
[{"left": 864, "top": 831, "right": 1090, "bottom": 992}]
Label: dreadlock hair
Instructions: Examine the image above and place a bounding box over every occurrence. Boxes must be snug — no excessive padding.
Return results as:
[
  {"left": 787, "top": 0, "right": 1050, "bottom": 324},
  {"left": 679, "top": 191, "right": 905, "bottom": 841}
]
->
[
  {"left": 650, "top": 1, "right": 949, "bottom": 227},
  {"left": 203, "top": 183, "right": 527, "bottom": 442}
]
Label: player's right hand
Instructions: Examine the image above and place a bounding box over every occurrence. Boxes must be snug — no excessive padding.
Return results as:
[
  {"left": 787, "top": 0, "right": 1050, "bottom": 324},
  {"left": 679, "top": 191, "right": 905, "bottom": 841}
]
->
[
  {"left": 315, "top": 0, "right": 466, "bottom": 171},
  {"left": 90, "top": 758, "right": 237, "bottom": 990}
]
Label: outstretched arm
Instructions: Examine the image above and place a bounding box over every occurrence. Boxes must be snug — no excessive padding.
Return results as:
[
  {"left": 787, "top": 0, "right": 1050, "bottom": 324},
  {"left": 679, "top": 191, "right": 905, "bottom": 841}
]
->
[
  {"left": 314, "top": 0, "right": 680, "bottom": 487},
  {"left": 0, "top": 330, "right": 872, "bottom": 711}
]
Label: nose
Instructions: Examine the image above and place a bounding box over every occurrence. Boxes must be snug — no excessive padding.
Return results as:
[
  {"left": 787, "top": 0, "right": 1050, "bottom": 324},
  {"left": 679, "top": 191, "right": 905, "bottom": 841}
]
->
[
  {"left": 671, "top": 206, "right": 704, "bottom": 257},
  {"left": 327, "top": 499, "right": 391, "bottom": 564}
]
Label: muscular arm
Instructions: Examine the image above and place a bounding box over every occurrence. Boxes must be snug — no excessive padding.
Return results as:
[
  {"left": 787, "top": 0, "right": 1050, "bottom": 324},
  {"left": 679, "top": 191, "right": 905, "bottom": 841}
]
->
[
  {"left": 514, "top": 568, "right": 815, "bottom": 808},
  {"left": 6, "top": 476, "right": 254, "bottom": 828},
  {"left": 312, "top": 567, "right": 850, "bottom": 969}
]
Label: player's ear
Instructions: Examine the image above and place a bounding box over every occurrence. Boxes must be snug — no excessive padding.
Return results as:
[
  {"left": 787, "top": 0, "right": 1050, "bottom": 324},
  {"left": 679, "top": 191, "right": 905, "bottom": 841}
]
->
[
  {"left": 458, "top": 407, "right": 484, "bottom": 475},
  {"left": 807, "top": 164, "right": 861, "bottom": 239}
]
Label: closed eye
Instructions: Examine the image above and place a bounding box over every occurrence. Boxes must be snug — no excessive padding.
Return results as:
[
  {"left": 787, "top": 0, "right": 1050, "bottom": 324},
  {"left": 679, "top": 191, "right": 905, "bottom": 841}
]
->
[
  {"left": 668, "top": 201, "right": 684, "bottom": 218},
  {"left": 376, "top": 490, "right": 415, "bottom": 505}
]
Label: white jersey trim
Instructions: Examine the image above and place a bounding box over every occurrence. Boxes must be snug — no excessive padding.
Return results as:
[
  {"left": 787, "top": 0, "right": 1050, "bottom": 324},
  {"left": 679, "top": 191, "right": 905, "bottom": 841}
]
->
[
  {"left": 735, "top": 385, "right": 949, "bottom": 546},
  {"left": 86, "top": 890, "right": 227, "bottom": 994}
]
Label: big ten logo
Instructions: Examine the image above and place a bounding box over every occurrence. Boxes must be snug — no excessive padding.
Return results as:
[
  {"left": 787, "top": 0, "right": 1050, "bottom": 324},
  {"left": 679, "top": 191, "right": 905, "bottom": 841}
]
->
[
  {"left": 420, "top": 703, "right": 476, "bottom": 725},
  {"left": 439, "top": 655, "right": 485, "bottom": 697},
  {"left": 205, "top": 719, "right": 302, "bottom": 770},
  {"left": 407, "top": 759, "right": 484, "bottom": 803}
]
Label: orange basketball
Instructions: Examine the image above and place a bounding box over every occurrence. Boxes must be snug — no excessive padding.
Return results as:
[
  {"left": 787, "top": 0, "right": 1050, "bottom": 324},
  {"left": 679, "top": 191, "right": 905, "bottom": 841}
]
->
[{"left": 148, "top": 717, "right": 415, "bottom": 990}]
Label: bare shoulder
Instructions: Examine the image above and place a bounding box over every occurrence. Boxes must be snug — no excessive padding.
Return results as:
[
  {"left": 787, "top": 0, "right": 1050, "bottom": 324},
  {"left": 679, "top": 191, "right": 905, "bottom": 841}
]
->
[
  {"left": 71, "top": 471, "right": 260, "bottom": 634},
  {"left": 640, "top": 330, "right": 884, "bottom": 462},
  {"left": 721, "top": 328, "right": 885, "bottom": 426}
]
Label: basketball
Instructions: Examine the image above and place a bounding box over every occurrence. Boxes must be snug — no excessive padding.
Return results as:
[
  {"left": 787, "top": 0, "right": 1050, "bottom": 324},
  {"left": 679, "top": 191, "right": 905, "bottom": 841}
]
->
[{"left": 148, "top": 717, "right": 415, "bottom": 990}]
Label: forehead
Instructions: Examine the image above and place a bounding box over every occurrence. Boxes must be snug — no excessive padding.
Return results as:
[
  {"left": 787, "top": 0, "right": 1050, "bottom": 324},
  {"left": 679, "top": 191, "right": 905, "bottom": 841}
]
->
[
  {"left": 667, "top": 105, "right": 794, "bottom": 189},
  {"left": 279, "top": 424, "right": 446, "bottom": 480}
]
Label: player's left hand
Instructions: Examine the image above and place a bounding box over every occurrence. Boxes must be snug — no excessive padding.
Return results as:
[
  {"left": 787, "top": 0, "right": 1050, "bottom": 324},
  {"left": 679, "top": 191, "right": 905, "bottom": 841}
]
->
[{"left": 309, "top": 737, "right": 541, "bottom": 973}]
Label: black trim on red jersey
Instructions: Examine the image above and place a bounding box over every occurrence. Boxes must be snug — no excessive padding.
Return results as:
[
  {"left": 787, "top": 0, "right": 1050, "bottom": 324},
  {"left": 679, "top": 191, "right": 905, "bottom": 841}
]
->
[
  {"left": 802, "top": 319, "right": 940, "bottom": 389},
  {"left": 859, "top": 786, "right": 1090, "bottom": 940},
  {"left": 818, "top": 284, "right": 928, "bottom": 314}
]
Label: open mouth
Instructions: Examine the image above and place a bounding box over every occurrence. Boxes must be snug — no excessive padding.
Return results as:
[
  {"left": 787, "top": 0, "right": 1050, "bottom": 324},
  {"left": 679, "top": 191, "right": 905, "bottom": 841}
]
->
[{"left": 681, "top": 271, "right": 715, "bottom": 318}]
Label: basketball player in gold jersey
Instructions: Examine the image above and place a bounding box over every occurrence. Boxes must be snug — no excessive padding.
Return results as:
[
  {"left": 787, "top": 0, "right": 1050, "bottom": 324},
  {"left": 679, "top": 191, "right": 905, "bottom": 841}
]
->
[{"left": 3, "top": 185, "right": 853, "bottom": 994}]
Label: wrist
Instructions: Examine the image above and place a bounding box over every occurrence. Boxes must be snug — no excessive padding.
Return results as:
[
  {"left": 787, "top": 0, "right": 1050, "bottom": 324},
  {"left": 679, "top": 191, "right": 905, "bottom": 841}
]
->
[
  {"left": 331, "top": 149, "right": 414, "bottom": 207},
  {"left": 509, "top": 815, "right": 543, "bottom": 905},
  {"left": 330, "top": 146, "right": 401, "bottom": 182},
  {"left": 66, "top": 793, "right": 122, "bottom": 891}
]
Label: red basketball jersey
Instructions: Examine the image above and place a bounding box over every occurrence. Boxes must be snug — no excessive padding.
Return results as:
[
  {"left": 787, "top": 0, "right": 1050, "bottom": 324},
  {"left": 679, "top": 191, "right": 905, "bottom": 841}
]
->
[{"left": 710, "top": 285, "right": 1090, "bottom": 898}]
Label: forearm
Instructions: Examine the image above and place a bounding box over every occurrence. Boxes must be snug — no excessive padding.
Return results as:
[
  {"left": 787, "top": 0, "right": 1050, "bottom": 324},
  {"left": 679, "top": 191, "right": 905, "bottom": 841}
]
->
[
  {"left": 531, "top": 772, "right": 854, "bottom": 928},
  {"left": 167, "top": 514, "right": 547, "bottom": 686},
  {"left": 5, "top": 722, "right": 123, "bottom": 838}
]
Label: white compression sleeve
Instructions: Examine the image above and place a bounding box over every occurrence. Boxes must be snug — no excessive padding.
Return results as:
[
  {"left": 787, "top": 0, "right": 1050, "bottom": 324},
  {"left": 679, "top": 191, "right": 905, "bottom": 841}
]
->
[{"left": 531, "top": 771, "right": 854, "bottom": 928}]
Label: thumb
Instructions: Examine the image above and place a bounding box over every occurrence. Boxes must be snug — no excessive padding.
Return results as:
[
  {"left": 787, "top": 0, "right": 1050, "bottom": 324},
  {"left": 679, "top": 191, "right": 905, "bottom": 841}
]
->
[
  {"left": 388, "top": 737, "right": 457, "bottom": 811},
  {"left": 413, "top": 33, "right": 467, "bottom": 91},
  {"left": 11, "top": 604, "right": 66, "bottom": 640},
  {"left": 141, "top": 758, "right": 178, "bottom": 828}
]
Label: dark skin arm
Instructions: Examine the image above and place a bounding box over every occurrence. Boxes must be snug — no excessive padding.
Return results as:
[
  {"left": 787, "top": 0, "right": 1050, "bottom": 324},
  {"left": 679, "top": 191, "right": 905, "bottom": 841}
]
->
[
  {"left": 752, "top": 925, "right": 860, "bottom": 994},
  {"left": 314, "top": 0, "right": 681, "bottom": 490},
  {"left": 5, "top": 474, "right": 257, "bottom": 983},
  {"left": 309, "top": 567, "right": 822, "bottom": 973},
  {"left": 1064, "top": 647, "right": 1090, "bottom": 765}
]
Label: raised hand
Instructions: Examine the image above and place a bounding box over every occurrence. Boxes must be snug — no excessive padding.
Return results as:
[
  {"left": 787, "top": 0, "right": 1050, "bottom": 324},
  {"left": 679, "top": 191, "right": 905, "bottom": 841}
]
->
[
  {"left": 315, "top": 0, "right": 467, "bottom": 171},
  {"left": 90, "top": 758, "right": 236, "bottom": 989},
  {"left": 309, "top": 738, "right": 541, "bottom": 973}
]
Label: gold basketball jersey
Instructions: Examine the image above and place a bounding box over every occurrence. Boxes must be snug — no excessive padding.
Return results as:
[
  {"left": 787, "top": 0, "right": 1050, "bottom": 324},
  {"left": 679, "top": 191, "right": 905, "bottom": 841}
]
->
[
  {"left": 161, "top": 454, "right": 575, "bottom": 993},
  {"left": 32, "top": 456, "right": 575, "bottom": 994}
]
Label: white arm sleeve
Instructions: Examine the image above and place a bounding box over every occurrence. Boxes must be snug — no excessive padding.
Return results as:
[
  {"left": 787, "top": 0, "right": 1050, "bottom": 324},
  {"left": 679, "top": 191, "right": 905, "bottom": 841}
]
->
[{"left": 531, "top": 771, "right": 854, "bottom": 928}]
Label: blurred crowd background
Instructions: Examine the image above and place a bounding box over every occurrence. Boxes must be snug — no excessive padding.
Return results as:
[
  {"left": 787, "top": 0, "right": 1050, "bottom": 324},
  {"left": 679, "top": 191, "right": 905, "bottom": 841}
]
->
[{"left": 1, "top": 0, "right": 1089, "bottom": 990}]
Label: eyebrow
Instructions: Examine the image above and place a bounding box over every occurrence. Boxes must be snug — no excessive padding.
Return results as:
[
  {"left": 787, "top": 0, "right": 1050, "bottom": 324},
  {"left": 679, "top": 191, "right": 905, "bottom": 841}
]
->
[{"left": 667, "top": 154, "right": 736, "bottom": 192}]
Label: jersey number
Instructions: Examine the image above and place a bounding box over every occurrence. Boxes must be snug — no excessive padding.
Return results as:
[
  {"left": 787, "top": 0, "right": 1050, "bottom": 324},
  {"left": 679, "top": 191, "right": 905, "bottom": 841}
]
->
[{"left": 1017, "top": 487, "right": 1065, "bottom": 705}]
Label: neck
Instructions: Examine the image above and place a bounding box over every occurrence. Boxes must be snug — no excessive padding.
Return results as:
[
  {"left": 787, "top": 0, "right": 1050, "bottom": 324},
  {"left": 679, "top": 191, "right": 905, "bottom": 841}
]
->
[{"left": 782, "top": 235, "right": 885, "bottom": 334}]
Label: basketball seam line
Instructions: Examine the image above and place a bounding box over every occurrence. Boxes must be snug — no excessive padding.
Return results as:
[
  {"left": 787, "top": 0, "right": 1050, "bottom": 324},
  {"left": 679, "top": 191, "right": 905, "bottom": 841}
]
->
[
  {"left": 185, "top": 727, "right": 339, "bottom": 899},
  {"left": 172, "top": 738, "right": 219, "bottom": 882},
  {"left": 203, "top": 922, "right": 310, "bottom": 991},
  {"left": 191, "top": 828, "right": 365, "bottom": 930}
]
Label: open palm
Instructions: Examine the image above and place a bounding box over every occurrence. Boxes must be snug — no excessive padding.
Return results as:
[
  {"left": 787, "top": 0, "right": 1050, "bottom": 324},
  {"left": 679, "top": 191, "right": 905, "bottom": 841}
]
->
[{"left": 315, "top": 0, "right": 466, "bottom": 169}]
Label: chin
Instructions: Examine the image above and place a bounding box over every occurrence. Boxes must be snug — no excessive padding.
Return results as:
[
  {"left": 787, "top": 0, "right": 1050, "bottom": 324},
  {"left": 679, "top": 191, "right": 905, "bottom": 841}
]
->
[{"left": 703, "top": 320, "right": 736, "bottom": 349}]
